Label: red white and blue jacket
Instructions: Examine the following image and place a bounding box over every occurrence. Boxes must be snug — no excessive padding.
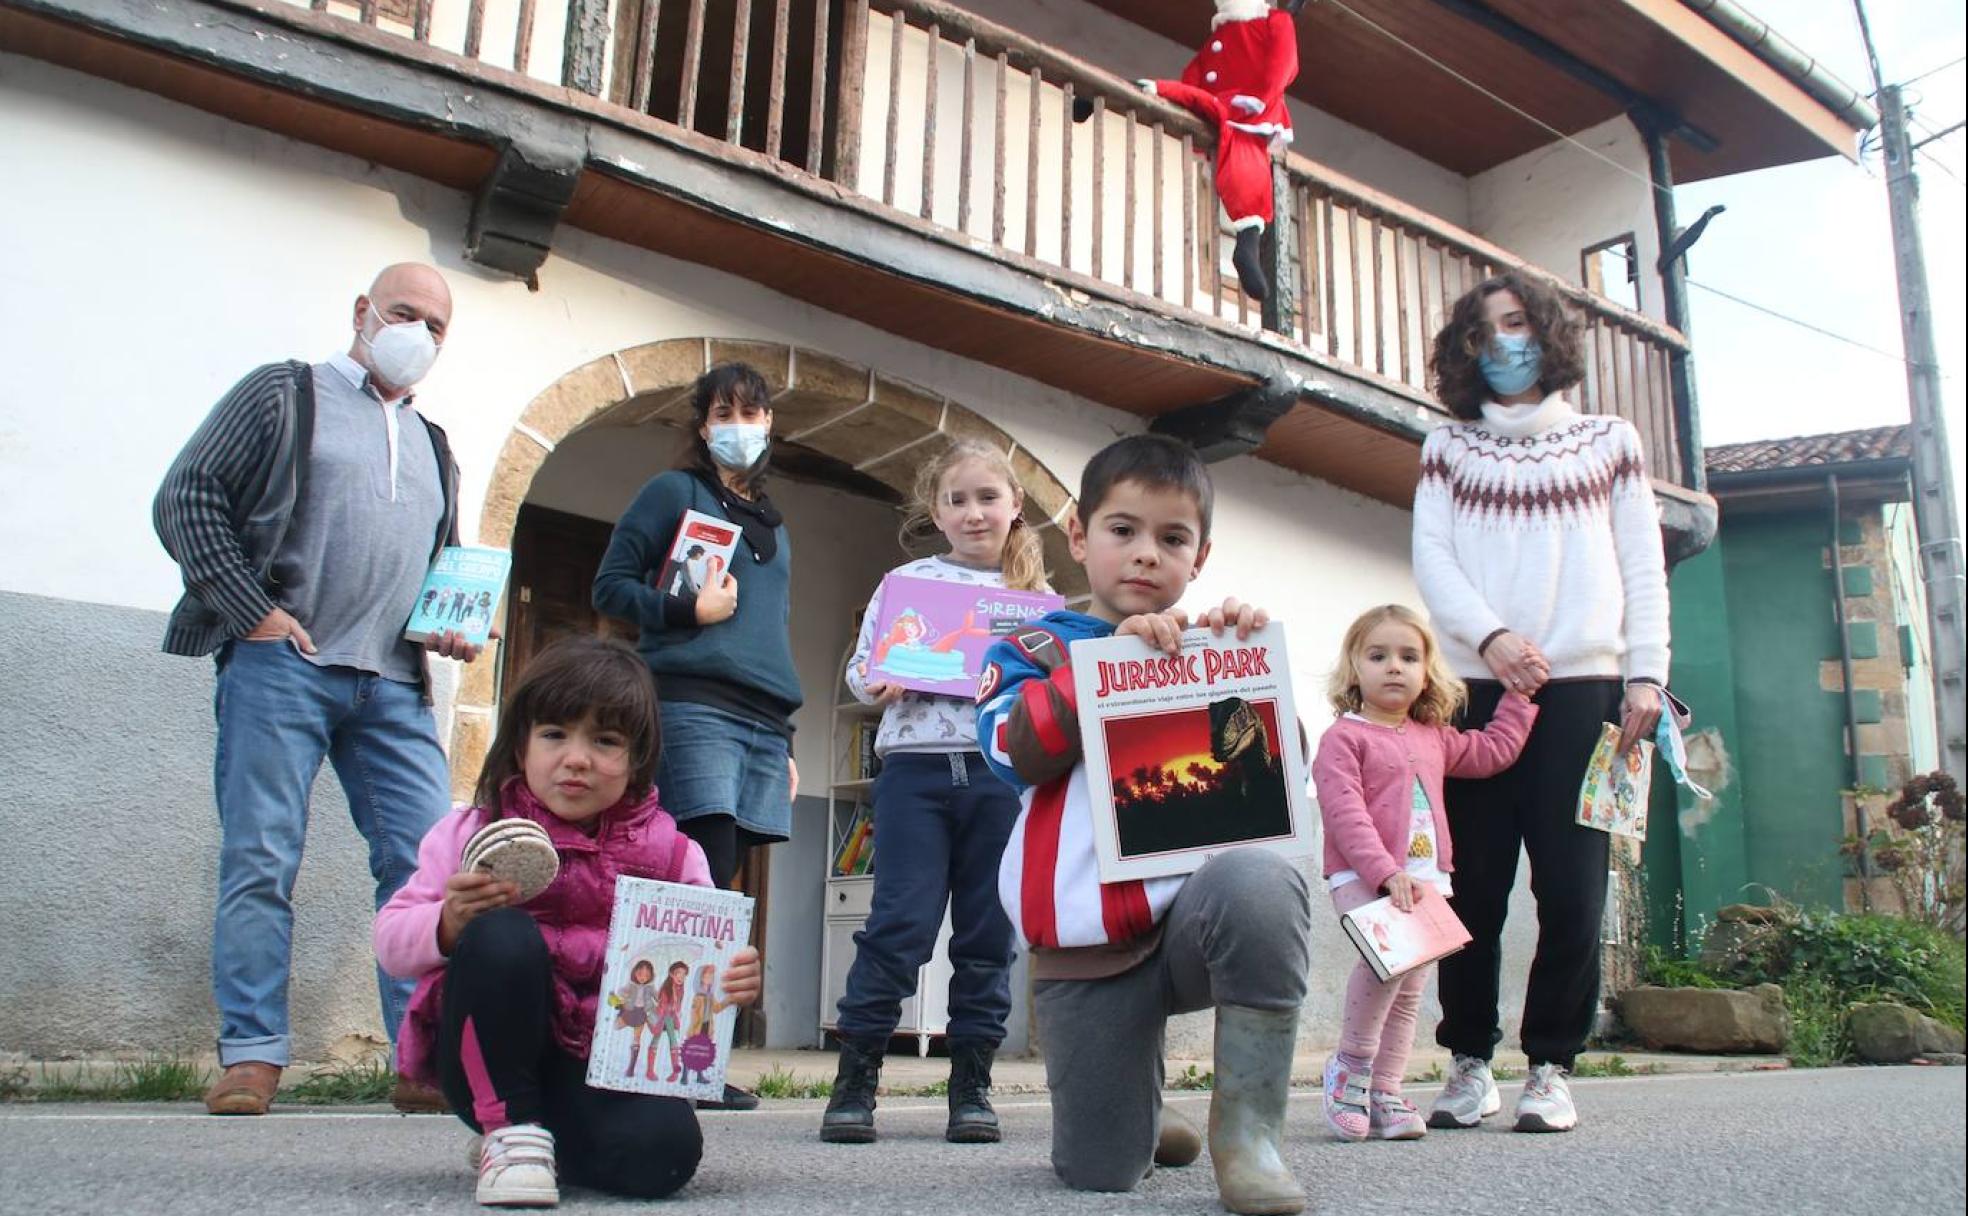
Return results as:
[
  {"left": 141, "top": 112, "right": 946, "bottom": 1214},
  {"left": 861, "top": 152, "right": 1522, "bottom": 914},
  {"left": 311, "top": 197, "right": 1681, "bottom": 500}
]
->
[{"left": 976, "top": 610, "right": 1186, "bottom": 950}]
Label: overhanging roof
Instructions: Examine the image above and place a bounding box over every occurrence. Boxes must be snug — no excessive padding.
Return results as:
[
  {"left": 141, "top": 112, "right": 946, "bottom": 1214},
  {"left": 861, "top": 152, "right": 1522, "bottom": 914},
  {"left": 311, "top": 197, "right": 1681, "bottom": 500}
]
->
[{"left": 1081, "top": 0, "right": 1867, "bottom": 181}]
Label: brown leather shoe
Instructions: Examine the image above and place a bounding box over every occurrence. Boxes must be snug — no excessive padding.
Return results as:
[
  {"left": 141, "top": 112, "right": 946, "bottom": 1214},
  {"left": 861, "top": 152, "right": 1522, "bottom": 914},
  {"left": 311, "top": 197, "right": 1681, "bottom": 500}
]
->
[
  {"left": 390, "top": 1076, "right": 451, "bottom": 1114},
  {"left": 204, "top": 1062, "right": 281, "bottom": 1116}
]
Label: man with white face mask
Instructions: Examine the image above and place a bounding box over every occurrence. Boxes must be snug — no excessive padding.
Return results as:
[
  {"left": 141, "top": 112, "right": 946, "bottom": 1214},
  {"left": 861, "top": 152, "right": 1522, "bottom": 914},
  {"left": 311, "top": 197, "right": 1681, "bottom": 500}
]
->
[{"left": 154, "top": 263, "right": 486, "bottom": 1117}]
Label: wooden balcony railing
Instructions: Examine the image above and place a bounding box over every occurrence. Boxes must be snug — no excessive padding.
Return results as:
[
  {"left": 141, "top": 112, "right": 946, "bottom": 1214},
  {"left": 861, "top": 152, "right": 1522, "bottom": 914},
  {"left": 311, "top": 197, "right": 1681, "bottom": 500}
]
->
[{"left": 281, "top": 0, "right": 1689, "bottom": 484}]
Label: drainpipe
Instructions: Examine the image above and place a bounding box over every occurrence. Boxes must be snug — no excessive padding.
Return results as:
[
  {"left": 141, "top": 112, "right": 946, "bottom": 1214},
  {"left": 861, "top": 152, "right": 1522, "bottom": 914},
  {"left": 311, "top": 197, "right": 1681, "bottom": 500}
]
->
[
  {"left": 1639, "top": 121, "right": 1705, "bottom": 491},
  {"left": 1679, "top": 0, "right": 1879, "bottom": 130},
  {"left": 1828, "top": 473, "right": 1872, "bottom": 908}
]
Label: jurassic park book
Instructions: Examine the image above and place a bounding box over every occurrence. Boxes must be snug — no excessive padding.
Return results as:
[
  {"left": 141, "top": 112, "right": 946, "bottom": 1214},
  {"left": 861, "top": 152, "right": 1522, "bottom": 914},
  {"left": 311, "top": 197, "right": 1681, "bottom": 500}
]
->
[
  {"left": 1070, "top": 622, "right": 1315, "bottom": 883},
  {"left": 1339, "top": 888, "right": 1472, "bottom": 982},
  {"left": 585, "top": 878, "right": 755, "bottom": 1101},
  {"left": 404, "top": 546, "right": 511, "bottom": 647},
  {"left": 865, "top": 573, "right": 1064, "bottom": 697}
]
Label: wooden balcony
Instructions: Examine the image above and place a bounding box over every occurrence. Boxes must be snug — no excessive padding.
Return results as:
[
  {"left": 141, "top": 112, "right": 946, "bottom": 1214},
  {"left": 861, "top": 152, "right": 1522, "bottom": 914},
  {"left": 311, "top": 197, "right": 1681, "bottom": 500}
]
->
[{"left": 3, "top": 0, "right": 1702, "bottom": 522}]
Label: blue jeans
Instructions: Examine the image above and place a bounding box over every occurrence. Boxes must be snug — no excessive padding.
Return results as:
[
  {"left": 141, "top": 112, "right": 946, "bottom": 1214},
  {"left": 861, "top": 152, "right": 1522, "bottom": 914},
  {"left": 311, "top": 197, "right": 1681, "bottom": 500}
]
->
[
  {"left": 834, "top": 752, "right": 1021, "bottom": 1045},
  {"left": 654, "top": 700, "right": 793, "bottom": 841},
  {"left": 211, "top": 639, "right": 450, "bottom": 1067}
]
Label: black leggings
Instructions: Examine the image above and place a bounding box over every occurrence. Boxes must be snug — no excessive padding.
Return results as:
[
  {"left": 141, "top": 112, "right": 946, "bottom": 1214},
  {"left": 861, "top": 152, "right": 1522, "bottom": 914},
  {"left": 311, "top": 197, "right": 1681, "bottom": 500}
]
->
[
  {"left": 437, "top": 909, "right": 703, "bottom": 1199},
  {"left": 1435, "top": 679, "right": 1620, "bottom": 1071},
  {"left": 679, "top": 812, "right": 771, "bottom": 888}
]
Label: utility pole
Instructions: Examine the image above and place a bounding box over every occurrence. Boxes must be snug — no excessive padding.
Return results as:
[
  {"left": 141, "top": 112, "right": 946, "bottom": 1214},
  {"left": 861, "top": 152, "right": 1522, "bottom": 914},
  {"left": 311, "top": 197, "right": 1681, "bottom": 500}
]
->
[{"left": 1854, "top": 0, "right": 1967, "bottom": 785}]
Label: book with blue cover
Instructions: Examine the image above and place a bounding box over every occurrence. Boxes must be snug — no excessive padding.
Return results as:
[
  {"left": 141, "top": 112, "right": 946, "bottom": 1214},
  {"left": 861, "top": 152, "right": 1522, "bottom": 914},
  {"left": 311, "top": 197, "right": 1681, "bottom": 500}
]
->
[{"left": 404, "top": 545, "right": 511, "bottom": 646}]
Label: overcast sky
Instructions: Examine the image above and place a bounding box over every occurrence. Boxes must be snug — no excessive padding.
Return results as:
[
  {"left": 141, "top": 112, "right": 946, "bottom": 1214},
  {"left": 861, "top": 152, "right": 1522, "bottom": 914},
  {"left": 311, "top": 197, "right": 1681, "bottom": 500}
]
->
[{"left": 1673, "top": 0, "right": 1964, "bottom": 515}]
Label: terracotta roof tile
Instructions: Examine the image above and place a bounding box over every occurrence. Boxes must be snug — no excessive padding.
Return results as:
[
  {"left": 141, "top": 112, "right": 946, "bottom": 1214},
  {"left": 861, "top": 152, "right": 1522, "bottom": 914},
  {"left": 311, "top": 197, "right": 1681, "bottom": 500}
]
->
[{"left": 1706, "top": 424, "right": 1910, "bottom": 475}]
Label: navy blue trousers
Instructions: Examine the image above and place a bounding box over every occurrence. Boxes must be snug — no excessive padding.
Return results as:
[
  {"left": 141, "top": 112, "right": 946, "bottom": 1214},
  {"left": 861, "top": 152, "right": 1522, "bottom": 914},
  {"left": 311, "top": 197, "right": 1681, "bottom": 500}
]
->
[{"left": 834, "top": 751, "right": 1021, "bottom": 1045}]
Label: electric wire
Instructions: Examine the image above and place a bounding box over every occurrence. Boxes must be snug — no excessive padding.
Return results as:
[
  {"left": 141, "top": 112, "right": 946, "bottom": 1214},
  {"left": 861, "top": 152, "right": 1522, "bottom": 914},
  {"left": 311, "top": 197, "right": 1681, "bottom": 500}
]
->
[{"left": 1319, "top": 0, "right": 1949, "bottom": 373}]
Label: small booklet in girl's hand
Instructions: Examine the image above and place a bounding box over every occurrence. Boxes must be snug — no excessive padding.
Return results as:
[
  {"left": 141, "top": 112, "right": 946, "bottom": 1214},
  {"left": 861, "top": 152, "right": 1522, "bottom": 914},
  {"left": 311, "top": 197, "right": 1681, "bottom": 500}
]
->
[
  {"left": 1339, "top": 888, "right": 1472, "bottom": 983},
  {"left": 585, "top": 878, "right": 755, "bottom": 1100},
  {"left": 1576, "top": 723, "right": 1656, "bottom": 840},
  {"left": 405, "top": 546, "right": 511, "bottom": 647}
]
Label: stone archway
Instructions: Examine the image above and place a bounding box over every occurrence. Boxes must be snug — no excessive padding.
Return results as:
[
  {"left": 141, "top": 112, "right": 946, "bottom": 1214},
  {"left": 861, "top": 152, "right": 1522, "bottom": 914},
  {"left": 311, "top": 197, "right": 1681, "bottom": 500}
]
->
[{"left": 446, "top": 337, "right": 1085, "bottom": 794}]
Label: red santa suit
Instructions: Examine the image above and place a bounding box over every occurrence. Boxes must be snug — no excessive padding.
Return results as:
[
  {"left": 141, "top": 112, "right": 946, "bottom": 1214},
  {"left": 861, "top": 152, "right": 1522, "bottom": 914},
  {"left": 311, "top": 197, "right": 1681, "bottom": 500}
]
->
[{"left": 1147, "top": 0, "right": 1298, "bottom": 233}]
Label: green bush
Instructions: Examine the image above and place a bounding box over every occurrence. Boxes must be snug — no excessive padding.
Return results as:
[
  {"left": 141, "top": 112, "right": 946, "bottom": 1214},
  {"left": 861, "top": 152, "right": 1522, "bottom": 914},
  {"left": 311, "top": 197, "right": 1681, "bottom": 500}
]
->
[
  {"left": 1716, "top": 911, "right": 1966, "bottom": 1031},
  {"left": 1641, "top": 945, "right": 1724, "bottom": 990}
]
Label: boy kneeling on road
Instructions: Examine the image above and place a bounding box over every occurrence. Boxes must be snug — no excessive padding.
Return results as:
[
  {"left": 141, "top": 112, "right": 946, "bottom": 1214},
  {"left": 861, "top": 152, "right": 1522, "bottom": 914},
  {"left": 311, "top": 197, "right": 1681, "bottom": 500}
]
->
[{"left": 976, "top": 434, "right": 1312, "bottom": 1215}]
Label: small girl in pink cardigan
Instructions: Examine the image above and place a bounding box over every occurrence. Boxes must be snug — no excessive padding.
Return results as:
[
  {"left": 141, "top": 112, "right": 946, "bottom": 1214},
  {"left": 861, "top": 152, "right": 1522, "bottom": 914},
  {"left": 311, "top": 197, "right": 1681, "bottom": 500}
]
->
[{"left": 1311, "top": 604, "right": 1536, "bottom": 1142}]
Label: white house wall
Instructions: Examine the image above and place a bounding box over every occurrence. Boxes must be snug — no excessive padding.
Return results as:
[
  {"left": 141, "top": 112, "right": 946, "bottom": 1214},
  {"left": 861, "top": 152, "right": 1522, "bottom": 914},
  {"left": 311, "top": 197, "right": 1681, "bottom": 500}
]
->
[
  {"left": 0, "top": 50, "right": 1541, "bottom": 1064},
  {"left": 1467, "top": 115, "right": 1665, "bottom": 323}
]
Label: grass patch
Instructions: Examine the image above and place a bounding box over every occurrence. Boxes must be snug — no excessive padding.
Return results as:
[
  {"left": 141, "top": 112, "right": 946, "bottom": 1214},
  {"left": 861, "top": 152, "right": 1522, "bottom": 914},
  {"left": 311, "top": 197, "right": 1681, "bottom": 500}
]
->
[
  {"left": 751, "top": 1065, "right": 833, "bottom": 1100},
  {"left": 1571, "top": 1054, "right": 1656, "bottom": 1079},
  {"left": 1782, "top": 974, "right": 1853, "bottom": 1070},
  {"left": 5, "top": 1055, "right": 210, "bottom": 1103},
  {"left": 1167, "top": 1064, "right": 1214, "bottom": 1091},
  {"left": 281, "top": 1057, "right": 394, "bottom": 1105}
]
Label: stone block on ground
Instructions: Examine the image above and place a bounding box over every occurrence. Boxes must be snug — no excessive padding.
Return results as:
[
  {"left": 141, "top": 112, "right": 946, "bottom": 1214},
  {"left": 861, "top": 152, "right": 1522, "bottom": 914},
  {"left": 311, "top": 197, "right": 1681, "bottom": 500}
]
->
[
  {"left": 1848, "top": 1001, "right": 1968, "bottom": 1063},
  {"left": 1617, "top": 984, "right": 1790, "bottom": 1054}
]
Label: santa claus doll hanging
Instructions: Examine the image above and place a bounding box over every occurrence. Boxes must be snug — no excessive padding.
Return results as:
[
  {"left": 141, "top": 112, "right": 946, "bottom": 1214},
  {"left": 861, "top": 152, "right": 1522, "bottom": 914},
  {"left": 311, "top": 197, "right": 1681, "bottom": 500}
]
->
[{"left": 1140, "top": 0, "right": 1301, "bottom": 303}]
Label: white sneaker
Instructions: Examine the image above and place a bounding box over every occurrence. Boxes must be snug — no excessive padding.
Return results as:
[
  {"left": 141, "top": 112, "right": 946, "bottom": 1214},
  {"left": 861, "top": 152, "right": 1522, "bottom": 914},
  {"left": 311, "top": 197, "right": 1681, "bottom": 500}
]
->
[
  {"left": 1426, "top": 1055, "right": 1500, "bottom": 1129},
  {"left": 1368, "top": 1091, "right": 1427, "bottom": 1141},
  {"left": 476, "top": 1123, "right": 559, "bottom": 1207},
  {"left": 1514, "top": 1063, "right": 1578, "bottom": 1133}
]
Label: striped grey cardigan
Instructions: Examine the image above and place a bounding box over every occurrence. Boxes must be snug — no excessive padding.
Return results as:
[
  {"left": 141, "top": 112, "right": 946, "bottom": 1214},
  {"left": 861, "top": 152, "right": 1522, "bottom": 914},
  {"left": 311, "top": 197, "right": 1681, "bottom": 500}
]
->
[{"left": 152, "top": 360, "right": 459, "bottom": 662}]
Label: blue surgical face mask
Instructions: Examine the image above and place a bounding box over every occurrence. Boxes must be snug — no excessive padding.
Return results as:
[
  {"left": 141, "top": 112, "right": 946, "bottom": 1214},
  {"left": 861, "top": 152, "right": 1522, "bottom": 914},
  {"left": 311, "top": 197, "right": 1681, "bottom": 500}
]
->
[
  {"left": 706, "top": 422, "right": 769, "bottom": 471},
  {"left": 1478, "top": 330, "right": 1543, "bottom": 397}
]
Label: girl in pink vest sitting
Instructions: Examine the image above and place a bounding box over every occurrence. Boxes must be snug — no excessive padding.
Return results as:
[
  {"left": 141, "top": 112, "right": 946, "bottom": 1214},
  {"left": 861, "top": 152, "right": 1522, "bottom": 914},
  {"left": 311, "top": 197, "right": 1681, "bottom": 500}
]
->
[{"left": 376, "top": 636, "right": 761, "bottom": 1208}]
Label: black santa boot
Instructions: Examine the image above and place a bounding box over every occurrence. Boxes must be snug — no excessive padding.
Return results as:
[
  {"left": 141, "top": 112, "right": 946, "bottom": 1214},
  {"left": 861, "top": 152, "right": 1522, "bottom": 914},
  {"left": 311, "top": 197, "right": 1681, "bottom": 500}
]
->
[{"left": 1232, "top": 226, "right": 1270, "bottom": 303}]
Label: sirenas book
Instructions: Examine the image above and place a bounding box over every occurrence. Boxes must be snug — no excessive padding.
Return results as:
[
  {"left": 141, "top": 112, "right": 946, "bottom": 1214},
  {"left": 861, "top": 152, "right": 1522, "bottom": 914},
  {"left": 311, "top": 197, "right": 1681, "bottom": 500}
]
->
[
  {"left": 865, "top": 573, "right": 1064, "bottom": 697},
  {"left": 1071, "top": 622, "right": 1315, "bottom": 883},
  {"left": 1576, "top": 723, "right": 1655, "bottom": 840},
  {"left": 1339, "top": 888, "right": 1472, "bottom": 982},
  {"left": 404, "top": 546, "right": 511, "bottom": 647},
  {"left": 585, "top": 878, "right": 755, "bottom": 1101},
  {"left": 653, "top": 510, "right": 742, "bottom": 602}
]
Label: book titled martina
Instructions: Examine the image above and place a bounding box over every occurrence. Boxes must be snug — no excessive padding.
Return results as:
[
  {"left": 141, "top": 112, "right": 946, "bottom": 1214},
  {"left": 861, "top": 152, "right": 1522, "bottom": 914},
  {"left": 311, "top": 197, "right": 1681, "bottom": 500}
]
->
[{"left": 585, "top": 878, "right": 755, "bottom": 1101}]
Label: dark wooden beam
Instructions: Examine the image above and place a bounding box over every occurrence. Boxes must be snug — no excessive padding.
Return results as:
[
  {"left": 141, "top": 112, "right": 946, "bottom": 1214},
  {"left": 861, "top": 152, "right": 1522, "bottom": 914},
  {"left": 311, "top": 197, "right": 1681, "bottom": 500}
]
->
[
  {"left": 465, "top": 134, "right": 583, "bottom": 282},
  {"left": 1150, "top": 374, "right": 1302, "bottom": 462},
  {"left": 1424, "top": 0, "right": 1718, "bottom": 154}
]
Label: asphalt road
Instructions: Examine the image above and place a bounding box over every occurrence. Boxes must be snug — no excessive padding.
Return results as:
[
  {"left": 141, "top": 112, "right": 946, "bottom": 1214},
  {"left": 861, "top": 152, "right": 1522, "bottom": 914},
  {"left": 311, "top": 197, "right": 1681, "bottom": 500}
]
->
[{"left": 2, "top": 1067, "right": 1961, "bottom": 1214}]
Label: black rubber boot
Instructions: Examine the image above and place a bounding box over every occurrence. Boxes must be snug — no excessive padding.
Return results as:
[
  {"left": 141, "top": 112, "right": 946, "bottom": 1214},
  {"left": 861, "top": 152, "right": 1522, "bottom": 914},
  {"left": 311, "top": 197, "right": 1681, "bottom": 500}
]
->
[
  {"left": 818, "top": 1036, "right": 885, "bottom": 1143},
  {"left": 945, "top": 1040, "right": 1002, "bottom": 1144},
  {"left": 1232, "top": 226, "right": 1270, "bottom": 302}
]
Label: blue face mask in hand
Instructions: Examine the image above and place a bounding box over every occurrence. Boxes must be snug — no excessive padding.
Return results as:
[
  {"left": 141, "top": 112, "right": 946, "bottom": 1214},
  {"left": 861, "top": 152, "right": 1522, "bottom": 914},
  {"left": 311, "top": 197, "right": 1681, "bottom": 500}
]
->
[
  {"left": 706, "top": 423, "right": 769, "bottom": 470},
  {"left": 1478, "top": 331, "right": 1543, "bottom": 397}
]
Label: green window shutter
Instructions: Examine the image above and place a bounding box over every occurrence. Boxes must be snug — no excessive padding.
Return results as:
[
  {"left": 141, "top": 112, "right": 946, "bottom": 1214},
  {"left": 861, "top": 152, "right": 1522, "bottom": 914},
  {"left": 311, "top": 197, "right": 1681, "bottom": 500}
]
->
[
  {"left": 1847, "top": 620, "right": 1880, "bottom": 661},
  {"left": 1841, "top": 565, "right": 1874, "bottom": 597}
]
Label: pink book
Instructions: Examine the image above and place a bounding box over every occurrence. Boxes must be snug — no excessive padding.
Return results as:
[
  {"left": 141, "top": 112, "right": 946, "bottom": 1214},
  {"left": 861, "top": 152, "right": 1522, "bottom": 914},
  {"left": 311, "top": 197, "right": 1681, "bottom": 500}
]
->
[
  {"left": 1339, "top": 887, "right": 1472, "bottom": 981},
  {"left": 865, "top": 572, "right": 1062, "bottom": 697}
]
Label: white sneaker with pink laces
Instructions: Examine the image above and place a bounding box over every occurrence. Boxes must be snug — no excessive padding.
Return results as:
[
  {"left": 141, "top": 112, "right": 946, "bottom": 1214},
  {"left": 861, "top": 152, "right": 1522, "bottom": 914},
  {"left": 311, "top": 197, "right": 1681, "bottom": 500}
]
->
[{"left": 475, "top": 1123, "right": 559, "bottom": 1208}]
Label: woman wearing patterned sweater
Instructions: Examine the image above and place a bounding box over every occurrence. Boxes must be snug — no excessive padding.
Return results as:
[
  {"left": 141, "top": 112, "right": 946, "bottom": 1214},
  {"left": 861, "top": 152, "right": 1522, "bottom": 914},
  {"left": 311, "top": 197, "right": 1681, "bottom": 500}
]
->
[{"left": 1412, "top": 271, "right": 1669, "bottom": 1135}]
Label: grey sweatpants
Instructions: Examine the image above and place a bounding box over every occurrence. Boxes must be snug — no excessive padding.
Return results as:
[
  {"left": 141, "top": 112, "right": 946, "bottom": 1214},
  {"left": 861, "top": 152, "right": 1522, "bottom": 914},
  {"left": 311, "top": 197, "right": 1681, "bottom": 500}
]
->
[{"left": 1034, "top": 849, "right": 1313, "bottom": 1192}]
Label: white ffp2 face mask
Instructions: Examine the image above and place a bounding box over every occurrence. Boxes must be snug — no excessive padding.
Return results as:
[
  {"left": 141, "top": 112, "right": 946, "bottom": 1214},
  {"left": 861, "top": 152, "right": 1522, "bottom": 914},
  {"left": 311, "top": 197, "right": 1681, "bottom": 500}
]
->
[{"left": 360, "top": 306, "right": 440, "bottom": 390}]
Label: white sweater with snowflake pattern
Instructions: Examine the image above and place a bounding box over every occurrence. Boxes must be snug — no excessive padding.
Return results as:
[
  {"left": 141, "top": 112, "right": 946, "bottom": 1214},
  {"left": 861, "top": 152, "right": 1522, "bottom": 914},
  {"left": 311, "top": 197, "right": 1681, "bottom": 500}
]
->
[{"left": 1411, "top": 395, "right": 1671, "bottom": 685}]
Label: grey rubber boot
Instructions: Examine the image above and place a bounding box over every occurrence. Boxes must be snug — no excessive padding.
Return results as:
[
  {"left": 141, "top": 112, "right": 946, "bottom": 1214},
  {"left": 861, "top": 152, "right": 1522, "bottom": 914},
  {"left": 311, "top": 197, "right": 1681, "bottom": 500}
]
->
[
  {"left": 1207, "top": 1005, "right": 1306, "bottom": 1216},
  {"left": 818, "top": 1036, "right": 885, "bottom": 1143},
  {"left": 945, "top": 1039, "right": 1002, "bottom": 1143}
]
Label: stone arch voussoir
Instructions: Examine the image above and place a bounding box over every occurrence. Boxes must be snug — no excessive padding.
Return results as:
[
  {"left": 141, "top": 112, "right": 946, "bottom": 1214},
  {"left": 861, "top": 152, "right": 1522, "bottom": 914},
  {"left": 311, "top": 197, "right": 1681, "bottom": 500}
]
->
[{"left": 448, "top": 338, "right": 1083, "bottom": 797}]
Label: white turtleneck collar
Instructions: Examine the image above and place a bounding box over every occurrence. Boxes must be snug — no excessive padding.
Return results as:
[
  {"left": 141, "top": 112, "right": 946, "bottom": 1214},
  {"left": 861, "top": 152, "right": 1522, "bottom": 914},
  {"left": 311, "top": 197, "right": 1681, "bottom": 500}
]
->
[
  {"left": 1478, "top": 393, "right": 1574, "bottom": 438},
  {"left": 1212, "top": 0, "right": 1270, "bottom": 28}
]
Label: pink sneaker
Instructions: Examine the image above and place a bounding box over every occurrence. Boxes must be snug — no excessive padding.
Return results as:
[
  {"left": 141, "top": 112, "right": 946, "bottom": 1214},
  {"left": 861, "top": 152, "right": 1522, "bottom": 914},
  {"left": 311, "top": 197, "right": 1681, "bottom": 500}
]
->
[
  {"left": 1369, "top": 1091, "right": 1428, "bottom": 1141},
  {"left": 1321, "top": 1054, "right": 1370, "bottom": 1142}
]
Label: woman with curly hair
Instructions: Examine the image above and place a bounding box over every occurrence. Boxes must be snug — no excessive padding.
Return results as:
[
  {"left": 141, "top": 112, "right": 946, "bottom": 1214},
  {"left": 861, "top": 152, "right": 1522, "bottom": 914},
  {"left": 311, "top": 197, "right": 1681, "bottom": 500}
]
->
[{"left": 1411, "top": 270, "right": 1671, "bottom": 1135}]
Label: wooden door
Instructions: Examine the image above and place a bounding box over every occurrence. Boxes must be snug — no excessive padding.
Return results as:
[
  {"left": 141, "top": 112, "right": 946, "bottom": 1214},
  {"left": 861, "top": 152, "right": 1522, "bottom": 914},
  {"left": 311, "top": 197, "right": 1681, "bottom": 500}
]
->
[{"left": 505, "top": 501, "right": 771, "bottom": 1047}]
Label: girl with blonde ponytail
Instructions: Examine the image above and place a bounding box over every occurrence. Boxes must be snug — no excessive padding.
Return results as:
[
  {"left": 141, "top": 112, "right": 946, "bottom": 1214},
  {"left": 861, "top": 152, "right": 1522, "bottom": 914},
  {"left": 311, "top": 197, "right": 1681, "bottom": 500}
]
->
[{"left": 821, "top": 437, "right": 1049, "bottom": 1146}]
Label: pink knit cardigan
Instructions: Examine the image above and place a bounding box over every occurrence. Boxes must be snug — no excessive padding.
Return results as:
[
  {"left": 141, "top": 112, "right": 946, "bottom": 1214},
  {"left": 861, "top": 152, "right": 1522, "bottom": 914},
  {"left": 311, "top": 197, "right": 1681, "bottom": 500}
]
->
[{"left": 1312, "top": 692, "right": 1537, "bottom": 893}]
